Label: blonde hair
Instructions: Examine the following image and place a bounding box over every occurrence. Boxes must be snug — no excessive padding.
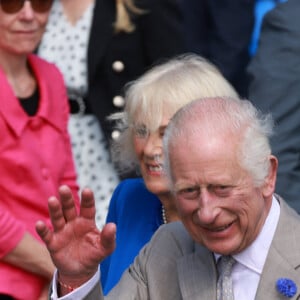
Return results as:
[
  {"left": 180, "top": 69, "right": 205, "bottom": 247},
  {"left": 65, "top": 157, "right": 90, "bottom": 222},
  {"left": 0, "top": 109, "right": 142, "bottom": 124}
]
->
[
  {"left": 109, "top": 54, "right": 239, "bottom": 175},
  {"left": 114, "top": 0, "right": 145, "bottom": 33}
]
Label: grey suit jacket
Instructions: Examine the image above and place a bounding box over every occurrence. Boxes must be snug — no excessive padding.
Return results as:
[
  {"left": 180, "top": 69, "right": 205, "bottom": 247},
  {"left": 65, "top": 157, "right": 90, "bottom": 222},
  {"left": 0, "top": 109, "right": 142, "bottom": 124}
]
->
[
  {"left": 247, "top": 0, "right": 300, "bottom": 212},
  {"left": 81, "top": 197, "right": 300, "bottom": 299}
]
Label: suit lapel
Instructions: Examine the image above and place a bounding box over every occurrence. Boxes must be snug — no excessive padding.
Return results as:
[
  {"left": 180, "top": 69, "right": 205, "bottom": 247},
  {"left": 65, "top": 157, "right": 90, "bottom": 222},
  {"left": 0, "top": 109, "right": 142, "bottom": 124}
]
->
[
  {"left": 177, "top": 244, "right": 217, "bottom": 300},
  {"left": 256, "top": 246, "right": 300, "bottom": 299},
  {"left": 88, "top": 0, "right": 115, "bottom": 82},
  {"left": 256, "top": 198, "right": 300, "bottom": 299}
]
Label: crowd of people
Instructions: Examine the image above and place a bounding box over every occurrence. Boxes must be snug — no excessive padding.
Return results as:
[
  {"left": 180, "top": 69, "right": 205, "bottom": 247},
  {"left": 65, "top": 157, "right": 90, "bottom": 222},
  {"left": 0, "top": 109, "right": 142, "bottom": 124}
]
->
[
  {"left": 37, "top": 0, "right": 184, "bottom": 229},
  {"left": 0, "top": 0, "right": 299, "bottom": 299}
]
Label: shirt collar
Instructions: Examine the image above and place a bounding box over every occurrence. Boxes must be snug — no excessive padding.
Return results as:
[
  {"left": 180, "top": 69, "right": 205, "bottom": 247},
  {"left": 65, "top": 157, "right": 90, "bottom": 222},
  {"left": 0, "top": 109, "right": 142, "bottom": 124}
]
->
[
  {"left": 233, "top": 195, "right": 280, "bottom": 274},
  {"left": 0, "top": 55, "right": 65, "bottom": 137}
]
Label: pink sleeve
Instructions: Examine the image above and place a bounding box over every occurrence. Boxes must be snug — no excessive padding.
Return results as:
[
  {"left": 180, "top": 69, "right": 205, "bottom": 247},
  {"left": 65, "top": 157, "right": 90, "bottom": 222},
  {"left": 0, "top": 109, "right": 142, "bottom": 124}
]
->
[{"left": 0, "top": 209, "right": 26, "bottom": 258}]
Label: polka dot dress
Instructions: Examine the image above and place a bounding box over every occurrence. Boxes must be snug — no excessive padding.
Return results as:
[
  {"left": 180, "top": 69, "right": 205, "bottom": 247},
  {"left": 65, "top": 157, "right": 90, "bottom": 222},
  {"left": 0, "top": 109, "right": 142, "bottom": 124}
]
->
[
  {"left": 38, "top": 0, "right": 119, "bottom": 228},
  {"left": 68, "top": 115, "right": 119, "bottom": 229}
]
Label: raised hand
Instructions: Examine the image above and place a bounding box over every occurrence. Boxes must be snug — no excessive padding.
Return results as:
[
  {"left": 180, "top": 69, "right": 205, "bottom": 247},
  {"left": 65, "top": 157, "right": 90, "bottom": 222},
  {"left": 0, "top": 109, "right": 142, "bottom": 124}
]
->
[{"left": 36, "top": 185, "right": 116, "bottom": 289}]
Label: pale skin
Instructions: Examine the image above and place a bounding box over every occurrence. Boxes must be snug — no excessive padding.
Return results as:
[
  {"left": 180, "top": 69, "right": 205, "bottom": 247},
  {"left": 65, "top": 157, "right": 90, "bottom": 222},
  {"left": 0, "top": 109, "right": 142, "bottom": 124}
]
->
[
  {"left": 0, "top": 2, "right": 55, "bottom": 299},
  {"left": 36, "top": 186, "right": 116, "bottom": 296},
  {"left": 170, "top": 130, "right": 278, "bottom": 255},
  {"left": 2, "top": 233, "right": 56, "bottom": 300},
  {"left": 0, "top": 1, "right": 48, "bottom": 97},
  {"left": 132, "top": 112, "right": 180, "bottom": 222}
]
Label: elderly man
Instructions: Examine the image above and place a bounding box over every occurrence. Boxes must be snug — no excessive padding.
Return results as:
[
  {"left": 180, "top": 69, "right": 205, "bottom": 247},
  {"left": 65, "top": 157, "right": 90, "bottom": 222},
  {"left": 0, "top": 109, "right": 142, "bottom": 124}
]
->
[{"left": 37, "top": 96, "right": 300, "bottom": 299}]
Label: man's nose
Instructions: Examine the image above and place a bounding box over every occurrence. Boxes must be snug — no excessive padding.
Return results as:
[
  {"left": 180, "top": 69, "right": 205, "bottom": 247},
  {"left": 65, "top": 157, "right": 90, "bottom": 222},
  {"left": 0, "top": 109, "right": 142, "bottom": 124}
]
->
[{"left": 196, "top": 190, "right": 220, "bottom": 224}]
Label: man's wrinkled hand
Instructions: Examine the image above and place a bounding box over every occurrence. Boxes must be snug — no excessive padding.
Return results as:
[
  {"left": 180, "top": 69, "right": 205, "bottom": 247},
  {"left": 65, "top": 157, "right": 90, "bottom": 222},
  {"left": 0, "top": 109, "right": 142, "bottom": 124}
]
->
[{"left": 36, "top": 185, "right": 116, "bottom": 286}]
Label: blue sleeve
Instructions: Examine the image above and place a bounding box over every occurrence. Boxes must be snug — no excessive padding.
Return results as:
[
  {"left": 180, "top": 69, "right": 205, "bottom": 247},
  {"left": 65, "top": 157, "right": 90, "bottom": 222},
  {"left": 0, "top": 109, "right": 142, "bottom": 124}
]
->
[
  {"left": 249, "top": 0, "right": 287, "bottom": 56},
  {"left": 100, "top": 181, "right": 125, "bottom": 288}
]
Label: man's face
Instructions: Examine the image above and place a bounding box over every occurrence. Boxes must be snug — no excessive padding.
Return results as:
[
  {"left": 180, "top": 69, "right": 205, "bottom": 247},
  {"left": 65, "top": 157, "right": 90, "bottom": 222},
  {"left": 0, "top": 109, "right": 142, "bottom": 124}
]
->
[{"left": 170, "top": 132, "right": 273, "bottom": 255}]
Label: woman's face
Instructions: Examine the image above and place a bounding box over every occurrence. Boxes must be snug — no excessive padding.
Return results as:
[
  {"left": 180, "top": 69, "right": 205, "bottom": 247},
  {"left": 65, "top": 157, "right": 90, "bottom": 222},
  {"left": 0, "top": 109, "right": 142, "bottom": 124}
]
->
[
  {"left": 0, "top": 1, "right": 50, "bottom": 56},
  {"left": 133, "top": 112, "right": 172, "bottom": 196}
]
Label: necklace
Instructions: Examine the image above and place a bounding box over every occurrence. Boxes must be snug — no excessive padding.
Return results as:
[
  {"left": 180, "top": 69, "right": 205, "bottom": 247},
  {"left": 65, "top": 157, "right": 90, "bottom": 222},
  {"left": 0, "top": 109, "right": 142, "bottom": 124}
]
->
[{"left": 161, "top": 206, "right": 168, "bottom": 224}]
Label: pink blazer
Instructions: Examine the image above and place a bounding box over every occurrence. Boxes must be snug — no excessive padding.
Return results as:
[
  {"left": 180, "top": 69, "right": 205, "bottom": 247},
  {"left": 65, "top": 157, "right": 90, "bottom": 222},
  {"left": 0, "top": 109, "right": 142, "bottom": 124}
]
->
[{"left": 0, "top": 54, "right": 79, "bottom": 299}]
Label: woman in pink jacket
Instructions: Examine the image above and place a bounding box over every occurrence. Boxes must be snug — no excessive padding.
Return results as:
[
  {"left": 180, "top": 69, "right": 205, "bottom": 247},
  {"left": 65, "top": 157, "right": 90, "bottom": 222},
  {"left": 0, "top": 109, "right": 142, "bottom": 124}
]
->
[{"left": 0, "top": 1, "right": 79, "bottom": 299}]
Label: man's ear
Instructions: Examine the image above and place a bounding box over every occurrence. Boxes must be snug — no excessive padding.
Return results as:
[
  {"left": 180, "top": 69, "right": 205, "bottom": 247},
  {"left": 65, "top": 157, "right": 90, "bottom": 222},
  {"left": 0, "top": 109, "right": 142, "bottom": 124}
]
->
[{"left": 262, "top": 155, "right": 278, "bottom": 198}]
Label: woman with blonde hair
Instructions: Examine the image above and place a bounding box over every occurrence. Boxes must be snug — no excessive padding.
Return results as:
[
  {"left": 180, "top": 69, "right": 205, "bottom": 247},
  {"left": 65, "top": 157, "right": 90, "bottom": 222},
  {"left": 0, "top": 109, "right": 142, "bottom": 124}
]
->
[
  {"left": 101, "top": 54, "right": 239, "bottom": 294},
  {"left": 38, "top": 0, "right": 184, "bottom": 229}
]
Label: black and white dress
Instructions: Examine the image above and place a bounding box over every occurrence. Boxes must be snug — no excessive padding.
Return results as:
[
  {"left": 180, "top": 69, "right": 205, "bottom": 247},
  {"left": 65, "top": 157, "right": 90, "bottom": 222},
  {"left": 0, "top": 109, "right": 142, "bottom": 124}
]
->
[{"left": 38, "top": 0, "right": 119, "bottom": 228}]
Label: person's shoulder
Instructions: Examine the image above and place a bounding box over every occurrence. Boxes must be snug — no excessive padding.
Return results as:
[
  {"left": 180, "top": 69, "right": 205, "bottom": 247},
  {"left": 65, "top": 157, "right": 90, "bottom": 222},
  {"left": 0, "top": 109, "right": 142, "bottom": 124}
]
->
[
  {"left": 135, "top": 221, "right": 206, "bottom": 266},
  {"left": 28, "top": 54, "right": 57, "bottom": 69},
  {"left": 274, "top": 195, "right": 300, "bottom": 249},
  {"left": 265, "top": 0, "right": 299, "bottom": 23},
  {"left": 114, "top": 178, "right": 155, "bottom": 197},
  {"left": 277, "top": 196, "right": 300, "bottom": 226},
  {"left": 110, "top": 178, "right": 160, "bottom": 209},
  {"left": 150, "top": 221, "right": 196, "bottom": 253},
  {"left": 271, "top": 196, "right": 300, "bottom": 273}
]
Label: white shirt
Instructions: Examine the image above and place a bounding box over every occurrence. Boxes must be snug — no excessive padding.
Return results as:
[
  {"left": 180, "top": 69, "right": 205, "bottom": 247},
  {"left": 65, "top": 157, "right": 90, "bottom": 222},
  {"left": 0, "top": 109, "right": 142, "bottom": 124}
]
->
[{"left": 51, "top": 268, "right": 100, "bottom": 300}]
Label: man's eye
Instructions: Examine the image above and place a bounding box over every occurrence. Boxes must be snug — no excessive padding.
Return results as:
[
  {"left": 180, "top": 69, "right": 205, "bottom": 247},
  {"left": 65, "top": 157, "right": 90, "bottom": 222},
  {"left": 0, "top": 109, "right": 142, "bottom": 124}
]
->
[
  {"left": 178, "top": 187, "right": 199, "bottom": 199},
  {"left": 214, "top": 186, "right": 232, "bottom": 196}
]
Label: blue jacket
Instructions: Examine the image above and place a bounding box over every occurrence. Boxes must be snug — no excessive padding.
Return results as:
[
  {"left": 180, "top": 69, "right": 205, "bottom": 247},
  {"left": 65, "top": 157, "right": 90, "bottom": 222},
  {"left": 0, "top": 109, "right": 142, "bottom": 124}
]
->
[{"left": 100, "top": 178, "right": 163, "bottom": 294}]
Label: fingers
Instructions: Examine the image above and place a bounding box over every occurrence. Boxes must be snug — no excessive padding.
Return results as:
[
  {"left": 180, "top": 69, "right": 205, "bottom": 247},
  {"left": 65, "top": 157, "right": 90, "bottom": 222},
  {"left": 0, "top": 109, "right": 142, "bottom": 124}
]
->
[
  {"left": 36, "top": 220, "right": 53, "bottom": 246},
  {"left": 58, "top": 185, "right": 78, "bottom": 222},
  {"left": 46, "top": 186, "right": 78, "bottom": 232},
  {"left": 101, "top": 223, "right": 116, "bottom": 256},
  {"left": 79, "top": 188, "right": 96, "bottom": 220},
  {"left": 37, "top": 186, "right": 97, "bottom": 238},
  {"left": 47, "top": 195, "right": 67, "bottom": 232}
]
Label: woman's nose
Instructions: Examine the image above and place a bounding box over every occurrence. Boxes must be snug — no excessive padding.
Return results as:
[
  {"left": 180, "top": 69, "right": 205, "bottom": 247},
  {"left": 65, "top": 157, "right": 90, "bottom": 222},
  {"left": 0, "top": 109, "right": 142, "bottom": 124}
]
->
[
  {"left": 144, "top": 133, "right": 163, "bottom": 157},
  {"left": 19, "top": 1, "right": 35, "bottom": 19}
]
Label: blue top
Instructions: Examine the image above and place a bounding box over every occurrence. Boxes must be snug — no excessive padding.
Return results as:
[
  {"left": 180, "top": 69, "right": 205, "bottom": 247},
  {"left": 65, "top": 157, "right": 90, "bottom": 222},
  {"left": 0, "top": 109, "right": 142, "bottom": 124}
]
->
[{"left": 100, "top": 178, "right": 163, "bottom": 294}]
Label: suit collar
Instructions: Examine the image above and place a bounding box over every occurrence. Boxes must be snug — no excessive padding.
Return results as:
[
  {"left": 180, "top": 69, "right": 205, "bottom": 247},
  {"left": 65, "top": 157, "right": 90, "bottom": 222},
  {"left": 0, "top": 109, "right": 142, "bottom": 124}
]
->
[
  {"left": 256, "top": 197, "right": 300, "bottom": 299},
  {"left": 177, "top": 244, "right": 218, "bottom": 300}
]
